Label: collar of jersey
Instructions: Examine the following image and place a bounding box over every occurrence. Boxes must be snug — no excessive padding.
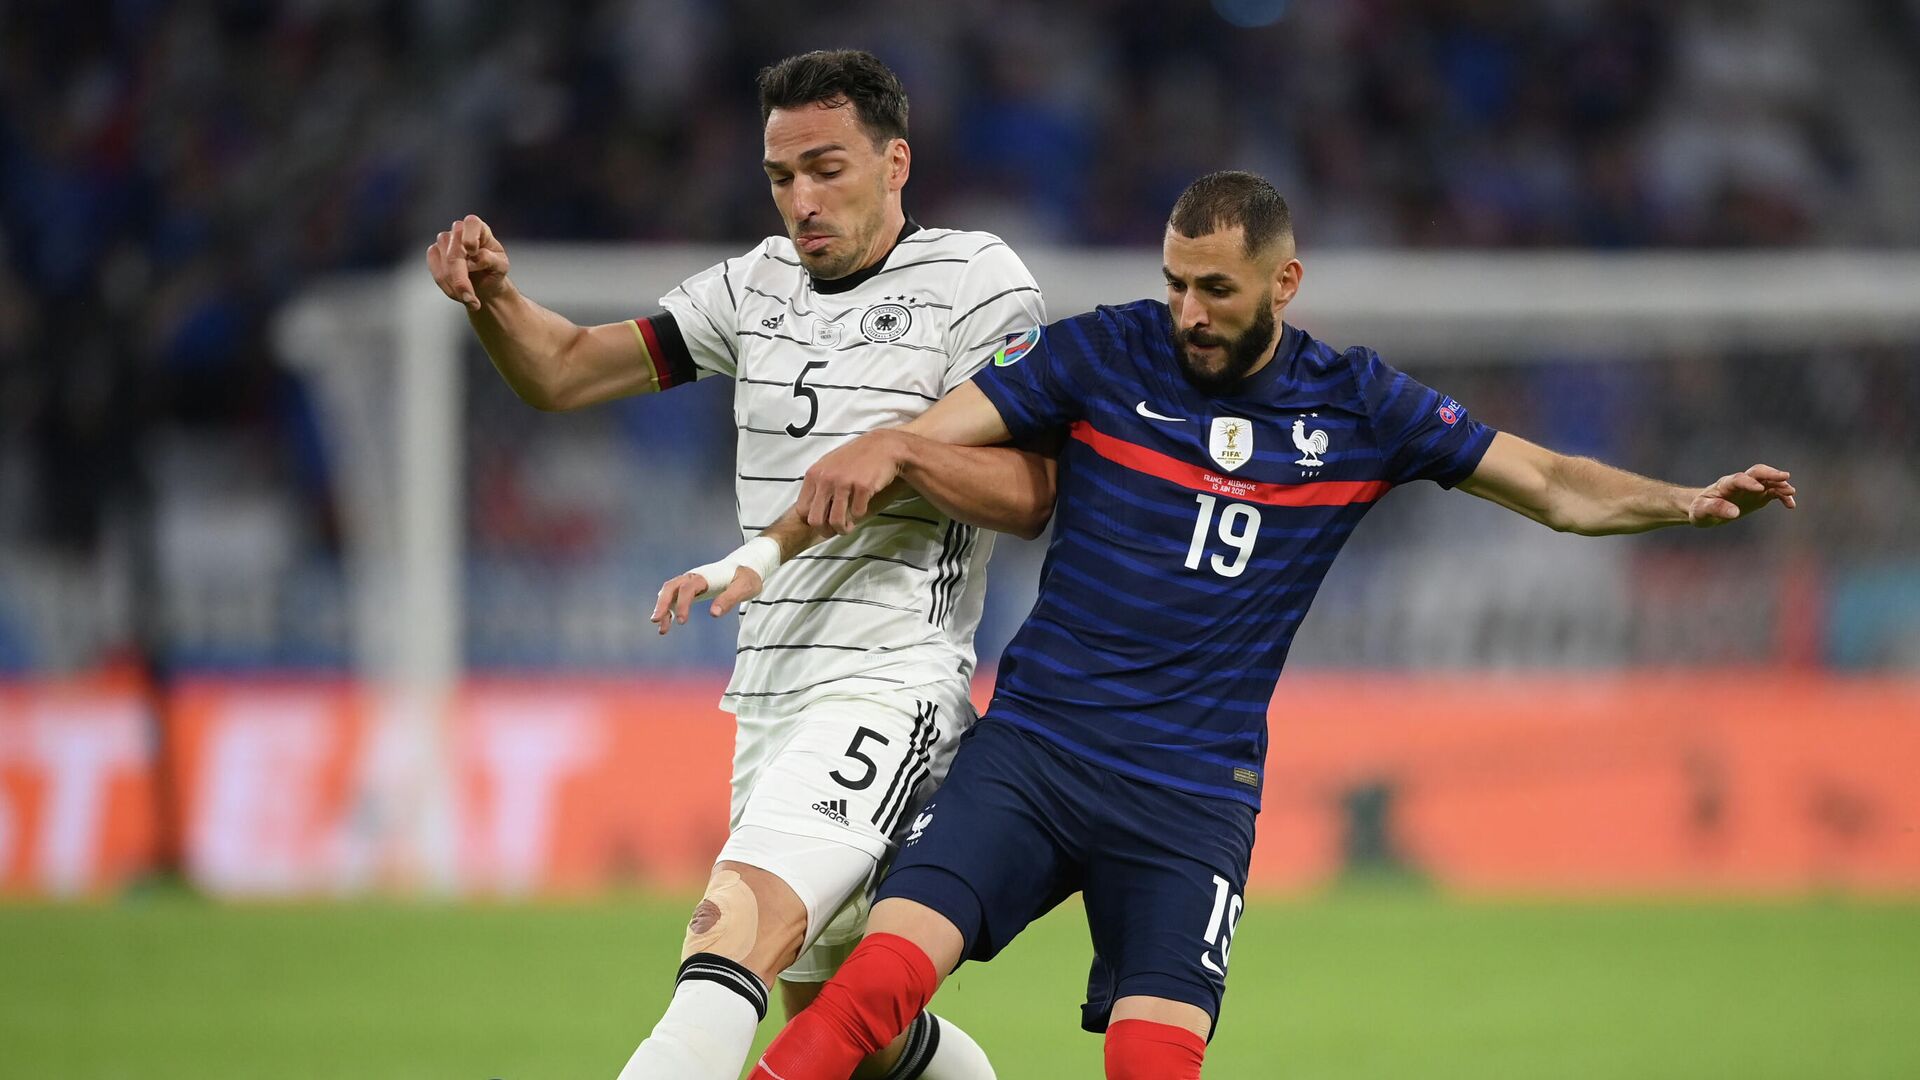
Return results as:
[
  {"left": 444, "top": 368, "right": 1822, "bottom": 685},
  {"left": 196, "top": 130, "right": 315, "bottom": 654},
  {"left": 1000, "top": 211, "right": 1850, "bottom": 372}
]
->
[{"left": 808, "top": 216, "right": 923, "bottom": 295}]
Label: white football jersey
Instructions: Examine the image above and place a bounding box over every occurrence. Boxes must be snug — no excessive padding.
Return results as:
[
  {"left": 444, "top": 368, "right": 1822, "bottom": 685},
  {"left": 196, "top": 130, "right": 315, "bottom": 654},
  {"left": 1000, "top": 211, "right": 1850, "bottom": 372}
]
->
[{"left": 658, "top": 225, "right": 1046, "bottom": 716}]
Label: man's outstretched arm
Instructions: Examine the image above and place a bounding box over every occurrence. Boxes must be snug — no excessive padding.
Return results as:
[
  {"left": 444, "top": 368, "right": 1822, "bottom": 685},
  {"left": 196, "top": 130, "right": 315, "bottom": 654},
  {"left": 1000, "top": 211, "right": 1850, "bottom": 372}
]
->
[
  {"left": 1457, "top": 432, "right": 1797, "bottom": 535},
  {"left": 428, "top": 214, "right": 662, "bottom": 411}
]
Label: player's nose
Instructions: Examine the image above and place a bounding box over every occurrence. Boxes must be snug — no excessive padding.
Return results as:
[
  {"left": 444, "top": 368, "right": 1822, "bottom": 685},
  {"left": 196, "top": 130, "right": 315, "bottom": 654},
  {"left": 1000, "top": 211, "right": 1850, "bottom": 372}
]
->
[
  {"left": 791, "top": 178, "right": 823, "bottom": 220},
  {"left": 1178, "top": 293, "right": 1209, "bottom": 330}
]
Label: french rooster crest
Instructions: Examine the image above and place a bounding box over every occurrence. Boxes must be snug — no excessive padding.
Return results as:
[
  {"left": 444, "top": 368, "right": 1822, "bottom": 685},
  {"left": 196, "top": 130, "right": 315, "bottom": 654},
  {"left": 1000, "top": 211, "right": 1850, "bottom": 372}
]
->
[{"left": 1292, "top": 418, "right": 1328, "bottom": 467}]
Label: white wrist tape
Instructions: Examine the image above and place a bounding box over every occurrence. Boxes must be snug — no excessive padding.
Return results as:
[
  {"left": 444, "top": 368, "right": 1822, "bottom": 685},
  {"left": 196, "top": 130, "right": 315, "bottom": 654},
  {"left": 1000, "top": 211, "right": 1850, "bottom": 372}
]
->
[{"left": 683, "top": 536, "right": 783, "bottom": 599}]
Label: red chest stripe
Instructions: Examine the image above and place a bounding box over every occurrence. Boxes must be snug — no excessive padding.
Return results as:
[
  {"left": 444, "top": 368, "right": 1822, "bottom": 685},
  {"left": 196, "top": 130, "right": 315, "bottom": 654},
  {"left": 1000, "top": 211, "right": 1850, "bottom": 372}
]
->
[{"left": 1069, "top": 420, "right": 1392, "bottom": 507}]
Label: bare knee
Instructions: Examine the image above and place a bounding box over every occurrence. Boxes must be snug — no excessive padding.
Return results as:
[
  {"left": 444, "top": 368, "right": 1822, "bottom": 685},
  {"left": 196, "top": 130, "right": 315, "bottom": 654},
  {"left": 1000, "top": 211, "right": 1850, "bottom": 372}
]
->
[
  {"left": 866, "top": 897, "right": 968, "bottom": 975},
  {"left": 681, "top": 862, "right": 809, "bottom": 985}
]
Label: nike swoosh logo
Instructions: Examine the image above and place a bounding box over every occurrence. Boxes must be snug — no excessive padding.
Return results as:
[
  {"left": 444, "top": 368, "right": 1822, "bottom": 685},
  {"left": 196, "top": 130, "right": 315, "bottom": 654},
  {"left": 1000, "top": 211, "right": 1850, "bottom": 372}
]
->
[{"left": 1136, "top": 401, "right": 1186, "bottom": 423}]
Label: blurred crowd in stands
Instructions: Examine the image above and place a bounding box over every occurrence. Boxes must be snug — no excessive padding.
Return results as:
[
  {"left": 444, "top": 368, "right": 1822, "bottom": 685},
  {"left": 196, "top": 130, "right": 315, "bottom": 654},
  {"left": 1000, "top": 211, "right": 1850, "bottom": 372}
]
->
[{"left": 2, "top": 0, "right": 1917, "bottom": 672}]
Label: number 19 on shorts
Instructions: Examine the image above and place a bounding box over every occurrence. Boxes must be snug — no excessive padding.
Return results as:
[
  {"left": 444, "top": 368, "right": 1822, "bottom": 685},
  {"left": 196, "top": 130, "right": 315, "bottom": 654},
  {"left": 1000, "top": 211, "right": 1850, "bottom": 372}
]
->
[
  {"left": 1199, "top": 873, "right": 1244, "bottom": 976},
  {"left": 1185, "top": 493, "right": 1261, "bottom": 578}
]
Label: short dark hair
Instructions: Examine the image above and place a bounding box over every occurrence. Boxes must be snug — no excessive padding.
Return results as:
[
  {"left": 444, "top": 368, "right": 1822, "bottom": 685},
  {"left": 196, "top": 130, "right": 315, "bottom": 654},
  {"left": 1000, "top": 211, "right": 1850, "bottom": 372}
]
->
[
  {"left": 756, "top": 50, "right": 909, "bottom": 147},
  {"left": 1168, "top": 171, "right": 1293, "bottom": 257}
]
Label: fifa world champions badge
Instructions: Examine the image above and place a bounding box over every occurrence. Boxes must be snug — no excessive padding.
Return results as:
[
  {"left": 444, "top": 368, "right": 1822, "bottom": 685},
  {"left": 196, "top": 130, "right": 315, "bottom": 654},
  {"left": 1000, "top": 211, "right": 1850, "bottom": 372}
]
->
[{"left": 1209, "top": 416, "right": 1253, "bottom": 472}]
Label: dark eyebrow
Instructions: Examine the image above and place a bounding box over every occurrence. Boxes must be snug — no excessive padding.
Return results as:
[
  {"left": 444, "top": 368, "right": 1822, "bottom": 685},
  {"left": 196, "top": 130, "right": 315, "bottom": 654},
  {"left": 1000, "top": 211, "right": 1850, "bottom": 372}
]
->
[
  {"left": 1163, "top": 266, "right": 1236, "bottom": 288},
  {"left": 763, "top": 143, "right": 850, "bottom": 171}
]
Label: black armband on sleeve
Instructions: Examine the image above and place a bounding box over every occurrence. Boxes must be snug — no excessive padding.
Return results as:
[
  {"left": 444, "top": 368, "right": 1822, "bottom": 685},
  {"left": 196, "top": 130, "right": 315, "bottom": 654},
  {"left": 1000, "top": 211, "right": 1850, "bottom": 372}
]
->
[{"left": 633, "top": 311, "right": 701, "bottom": 390}]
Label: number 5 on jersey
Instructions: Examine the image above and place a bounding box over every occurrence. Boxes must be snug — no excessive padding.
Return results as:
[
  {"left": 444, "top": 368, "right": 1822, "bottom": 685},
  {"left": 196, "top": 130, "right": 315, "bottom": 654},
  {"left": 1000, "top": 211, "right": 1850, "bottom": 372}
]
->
[
  {"left": 1185, "top": 493, "right": 1261, "bottom": 578},
  {"left": 787, "top": 360, "right": 830, "bottom": 437}
]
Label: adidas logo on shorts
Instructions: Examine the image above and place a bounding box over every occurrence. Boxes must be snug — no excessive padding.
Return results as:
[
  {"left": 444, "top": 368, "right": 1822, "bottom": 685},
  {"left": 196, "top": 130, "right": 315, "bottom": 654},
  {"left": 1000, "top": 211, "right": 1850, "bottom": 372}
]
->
[{"left": 811, "top": 799, "right": 851, "bottom": 826}]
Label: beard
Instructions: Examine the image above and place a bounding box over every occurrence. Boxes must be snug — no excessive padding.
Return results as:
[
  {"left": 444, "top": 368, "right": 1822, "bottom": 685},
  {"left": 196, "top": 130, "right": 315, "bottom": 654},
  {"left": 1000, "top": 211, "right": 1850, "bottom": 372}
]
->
[
  {"left": 796, "top": 228, "right": 864, "bottom": 279},
  {"left": 1172, "top": 301, "right": 1277, "bottom": 397},
  {"left": 793, "top": 179, "right": 890, "bottom": 280}
]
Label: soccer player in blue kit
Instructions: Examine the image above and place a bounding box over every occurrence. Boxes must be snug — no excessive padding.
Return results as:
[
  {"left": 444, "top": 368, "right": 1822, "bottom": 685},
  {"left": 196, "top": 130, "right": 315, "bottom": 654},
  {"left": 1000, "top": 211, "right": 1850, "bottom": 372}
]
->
[{"left": 655, "top": 171, "right": 1797, "bottom": 1079}]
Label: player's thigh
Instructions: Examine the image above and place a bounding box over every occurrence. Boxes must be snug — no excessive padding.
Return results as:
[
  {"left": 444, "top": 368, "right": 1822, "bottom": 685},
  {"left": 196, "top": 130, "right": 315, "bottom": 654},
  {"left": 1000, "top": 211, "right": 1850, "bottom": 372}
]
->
[
  {"left": 876, "top": 720, "right": 1088, "bottom": 964},
  {"left": 1080, "top": 783, "right": 1257, "bottom": 1036}
]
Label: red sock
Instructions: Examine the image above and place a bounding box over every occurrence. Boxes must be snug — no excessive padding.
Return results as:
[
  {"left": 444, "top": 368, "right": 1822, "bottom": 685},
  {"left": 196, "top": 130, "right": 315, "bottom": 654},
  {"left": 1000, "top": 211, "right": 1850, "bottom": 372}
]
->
[
  {"left": 1104, "top": 1018, "right": 1207, "bottom": 1079},
  {"left": 750, "top": 933, "right": 939, "bottom": 1080}
]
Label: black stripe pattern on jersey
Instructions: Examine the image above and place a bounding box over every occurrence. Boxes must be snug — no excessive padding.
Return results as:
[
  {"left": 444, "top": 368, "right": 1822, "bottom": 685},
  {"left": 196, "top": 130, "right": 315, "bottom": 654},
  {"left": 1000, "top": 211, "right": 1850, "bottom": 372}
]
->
[
  {"left": 743, "top": 596, "right": 918, "bottom": 613},
  {"left": 739, "top": 285, "right": 857, "bottom": 322},
  {"left": 790, "top": 552, "right": 928, "bottom": 572},
  {"left": 873, "top": 700, "right": 937, "bottom": 831},
  {"left": 735, "top": 643, "right": 872, "bottom": 654},
  {"left": 724, "top": 672, "right": 906, "bottom": 700},
  {"left": 926, "top": 522, "right": 977, "bottom": 626},
  {"left": 662, "top": 290, "right": 740, "bottom": 367},
  {"left": 738, "top": 424, "right": 872, "bottom": 438},
  {"left": 832, "top": 336, "right": 945, "bottom": 355},
  {"left": 875, "top": 511, "right": 939, "bottom": 526},
  {"left": 735, "top": 327, "right": 815, "bottom": 345},
  {"left": 948, "top": 285, "right": 1042, "bottom": 332},
  {"left": 869, "top": 240, "right": 1009, "bottom": 281},
  {"left": 676, "top": 953, "right": 769, "bottom": 1020},
  {"left": 739, "top": 377, "right": 938, "bottom": 403}
]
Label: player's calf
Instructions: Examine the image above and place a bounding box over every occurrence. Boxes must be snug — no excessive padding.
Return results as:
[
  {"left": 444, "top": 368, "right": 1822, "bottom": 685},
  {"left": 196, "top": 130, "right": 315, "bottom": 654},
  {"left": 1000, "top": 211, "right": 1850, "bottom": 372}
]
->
[
  {"left": 751, "top": 932, "right": 941, "bottom": 1080},
  {"left": 784, "top": 967, "right": 997, "bottom": 1080},
  {"left": 1103, "top": 1019, "right": 1206, "bottom": 1080}
]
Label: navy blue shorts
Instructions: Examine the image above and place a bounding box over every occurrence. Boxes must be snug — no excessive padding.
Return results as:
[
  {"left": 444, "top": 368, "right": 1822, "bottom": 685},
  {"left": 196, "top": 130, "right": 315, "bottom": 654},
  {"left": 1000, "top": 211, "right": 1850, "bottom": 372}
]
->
[{"left": 877, "top": 719, "right": 1257, "bottom": 1034}]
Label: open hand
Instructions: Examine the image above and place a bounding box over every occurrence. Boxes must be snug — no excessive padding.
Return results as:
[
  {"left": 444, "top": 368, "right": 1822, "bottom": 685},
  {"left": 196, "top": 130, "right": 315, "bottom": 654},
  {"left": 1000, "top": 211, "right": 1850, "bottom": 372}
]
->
[
  {"left": 1689, "top": 465, "right": 1796, "bottom": 527},
  {"left": 426, "top": 214, "right": 510, "bottom": 311},
  {"left": 650, "top": 567, "right": 764, "bottom": 636}
]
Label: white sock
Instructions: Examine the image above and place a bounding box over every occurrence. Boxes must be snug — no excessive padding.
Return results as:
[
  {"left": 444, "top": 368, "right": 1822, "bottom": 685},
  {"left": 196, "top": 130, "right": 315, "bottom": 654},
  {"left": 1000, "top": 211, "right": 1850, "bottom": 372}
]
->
[
  {"left": 615, "top": 953, "right": 767, "bottom": 1080},
  {"left": 887, "top": 1012, "right": 997, "bottom": 1080}
]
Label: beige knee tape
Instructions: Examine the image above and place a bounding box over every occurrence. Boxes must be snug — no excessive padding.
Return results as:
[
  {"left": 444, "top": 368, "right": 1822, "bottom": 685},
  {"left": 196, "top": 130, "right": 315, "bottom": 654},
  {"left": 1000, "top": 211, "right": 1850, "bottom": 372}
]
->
[{"left": 681, "top": 869, "right": 759, "bottom": 960}]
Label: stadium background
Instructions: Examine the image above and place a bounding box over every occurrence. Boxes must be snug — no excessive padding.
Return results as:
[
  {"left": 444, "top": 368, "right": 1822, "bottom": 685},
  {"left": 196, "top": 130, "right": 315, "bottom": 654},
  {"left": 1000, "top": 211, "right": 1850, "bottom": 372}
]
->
[{"left": 3, "top": 0, "right": 1919, "bottom": 1077}]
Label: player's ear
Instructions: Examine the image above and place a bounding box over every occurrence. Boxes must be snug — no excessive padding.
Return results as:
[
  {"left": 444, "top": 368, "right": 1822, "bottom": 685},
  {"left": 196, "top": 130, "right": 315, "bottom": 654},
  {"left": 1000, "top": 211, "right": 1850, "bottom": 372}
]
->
[
  {"left": 886, "top": 137, "right": 911, "bottom": 192},
  {"left": 1274, "top": 256, "right": 1303, "bottom": 312}
]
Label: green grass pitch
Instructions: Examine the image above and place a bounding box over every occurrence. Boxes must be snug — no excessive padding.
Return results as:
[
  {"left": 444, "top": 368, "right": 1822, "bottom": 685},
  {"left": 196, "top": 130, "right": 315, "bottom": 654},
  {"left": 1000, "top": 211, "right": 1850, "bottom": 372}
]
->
[{"left": 4, "top": 890, "right": 1917, "bottom": 1079}]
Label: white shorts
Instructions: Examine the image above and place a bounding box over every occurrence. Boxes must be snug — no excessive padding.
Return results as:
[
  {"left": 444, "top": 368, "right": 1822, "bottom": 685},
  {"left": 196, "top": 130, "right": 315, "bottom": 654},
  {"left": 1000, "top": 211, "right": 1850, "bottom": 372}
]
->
[{"left": 717, "top": 679, "right": 974, "bottom": 983}]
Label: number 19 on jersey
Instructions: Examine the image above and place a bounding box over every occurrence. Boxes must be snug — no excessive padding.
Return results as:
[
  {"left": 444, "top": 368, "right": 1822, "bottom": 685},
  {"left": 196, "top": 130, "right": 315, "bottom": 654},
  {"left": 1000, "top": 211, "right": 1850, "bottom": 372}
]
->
[{"left": 1185, "top": 493, "right": 1260, "bottom": 578}]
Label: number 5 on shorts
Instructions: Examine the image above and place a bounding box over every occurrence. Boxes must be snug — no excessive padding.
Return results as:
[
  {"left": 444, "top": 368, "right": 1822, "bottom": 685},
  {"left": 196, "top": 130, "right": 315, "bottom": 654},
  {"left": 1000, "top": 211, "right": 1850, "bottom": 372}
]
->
[{"left": 830, "top": 726, "right": 891, "bottom": 791}]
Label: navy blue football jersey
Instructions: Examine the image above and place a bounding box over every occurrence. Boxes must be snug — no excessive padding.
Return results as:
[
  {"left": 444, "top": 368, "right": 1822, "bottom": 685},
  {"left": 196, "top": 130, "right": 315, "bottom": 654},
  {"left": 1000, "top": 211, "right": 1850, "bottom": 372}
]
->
[{"left": 973, "top": 301, "right": 1496, "bottom": 807}]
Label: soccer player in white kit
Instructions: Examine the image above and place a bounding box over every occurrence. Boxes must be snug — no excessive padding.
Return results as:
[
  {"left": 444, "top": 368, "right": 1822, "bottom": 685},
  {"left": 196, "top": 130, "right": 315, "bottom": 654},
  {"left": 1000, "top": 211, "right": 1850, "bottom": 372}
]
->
[{"left": 425, "top": 50, "right": 1048, "bottom": 1080}]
